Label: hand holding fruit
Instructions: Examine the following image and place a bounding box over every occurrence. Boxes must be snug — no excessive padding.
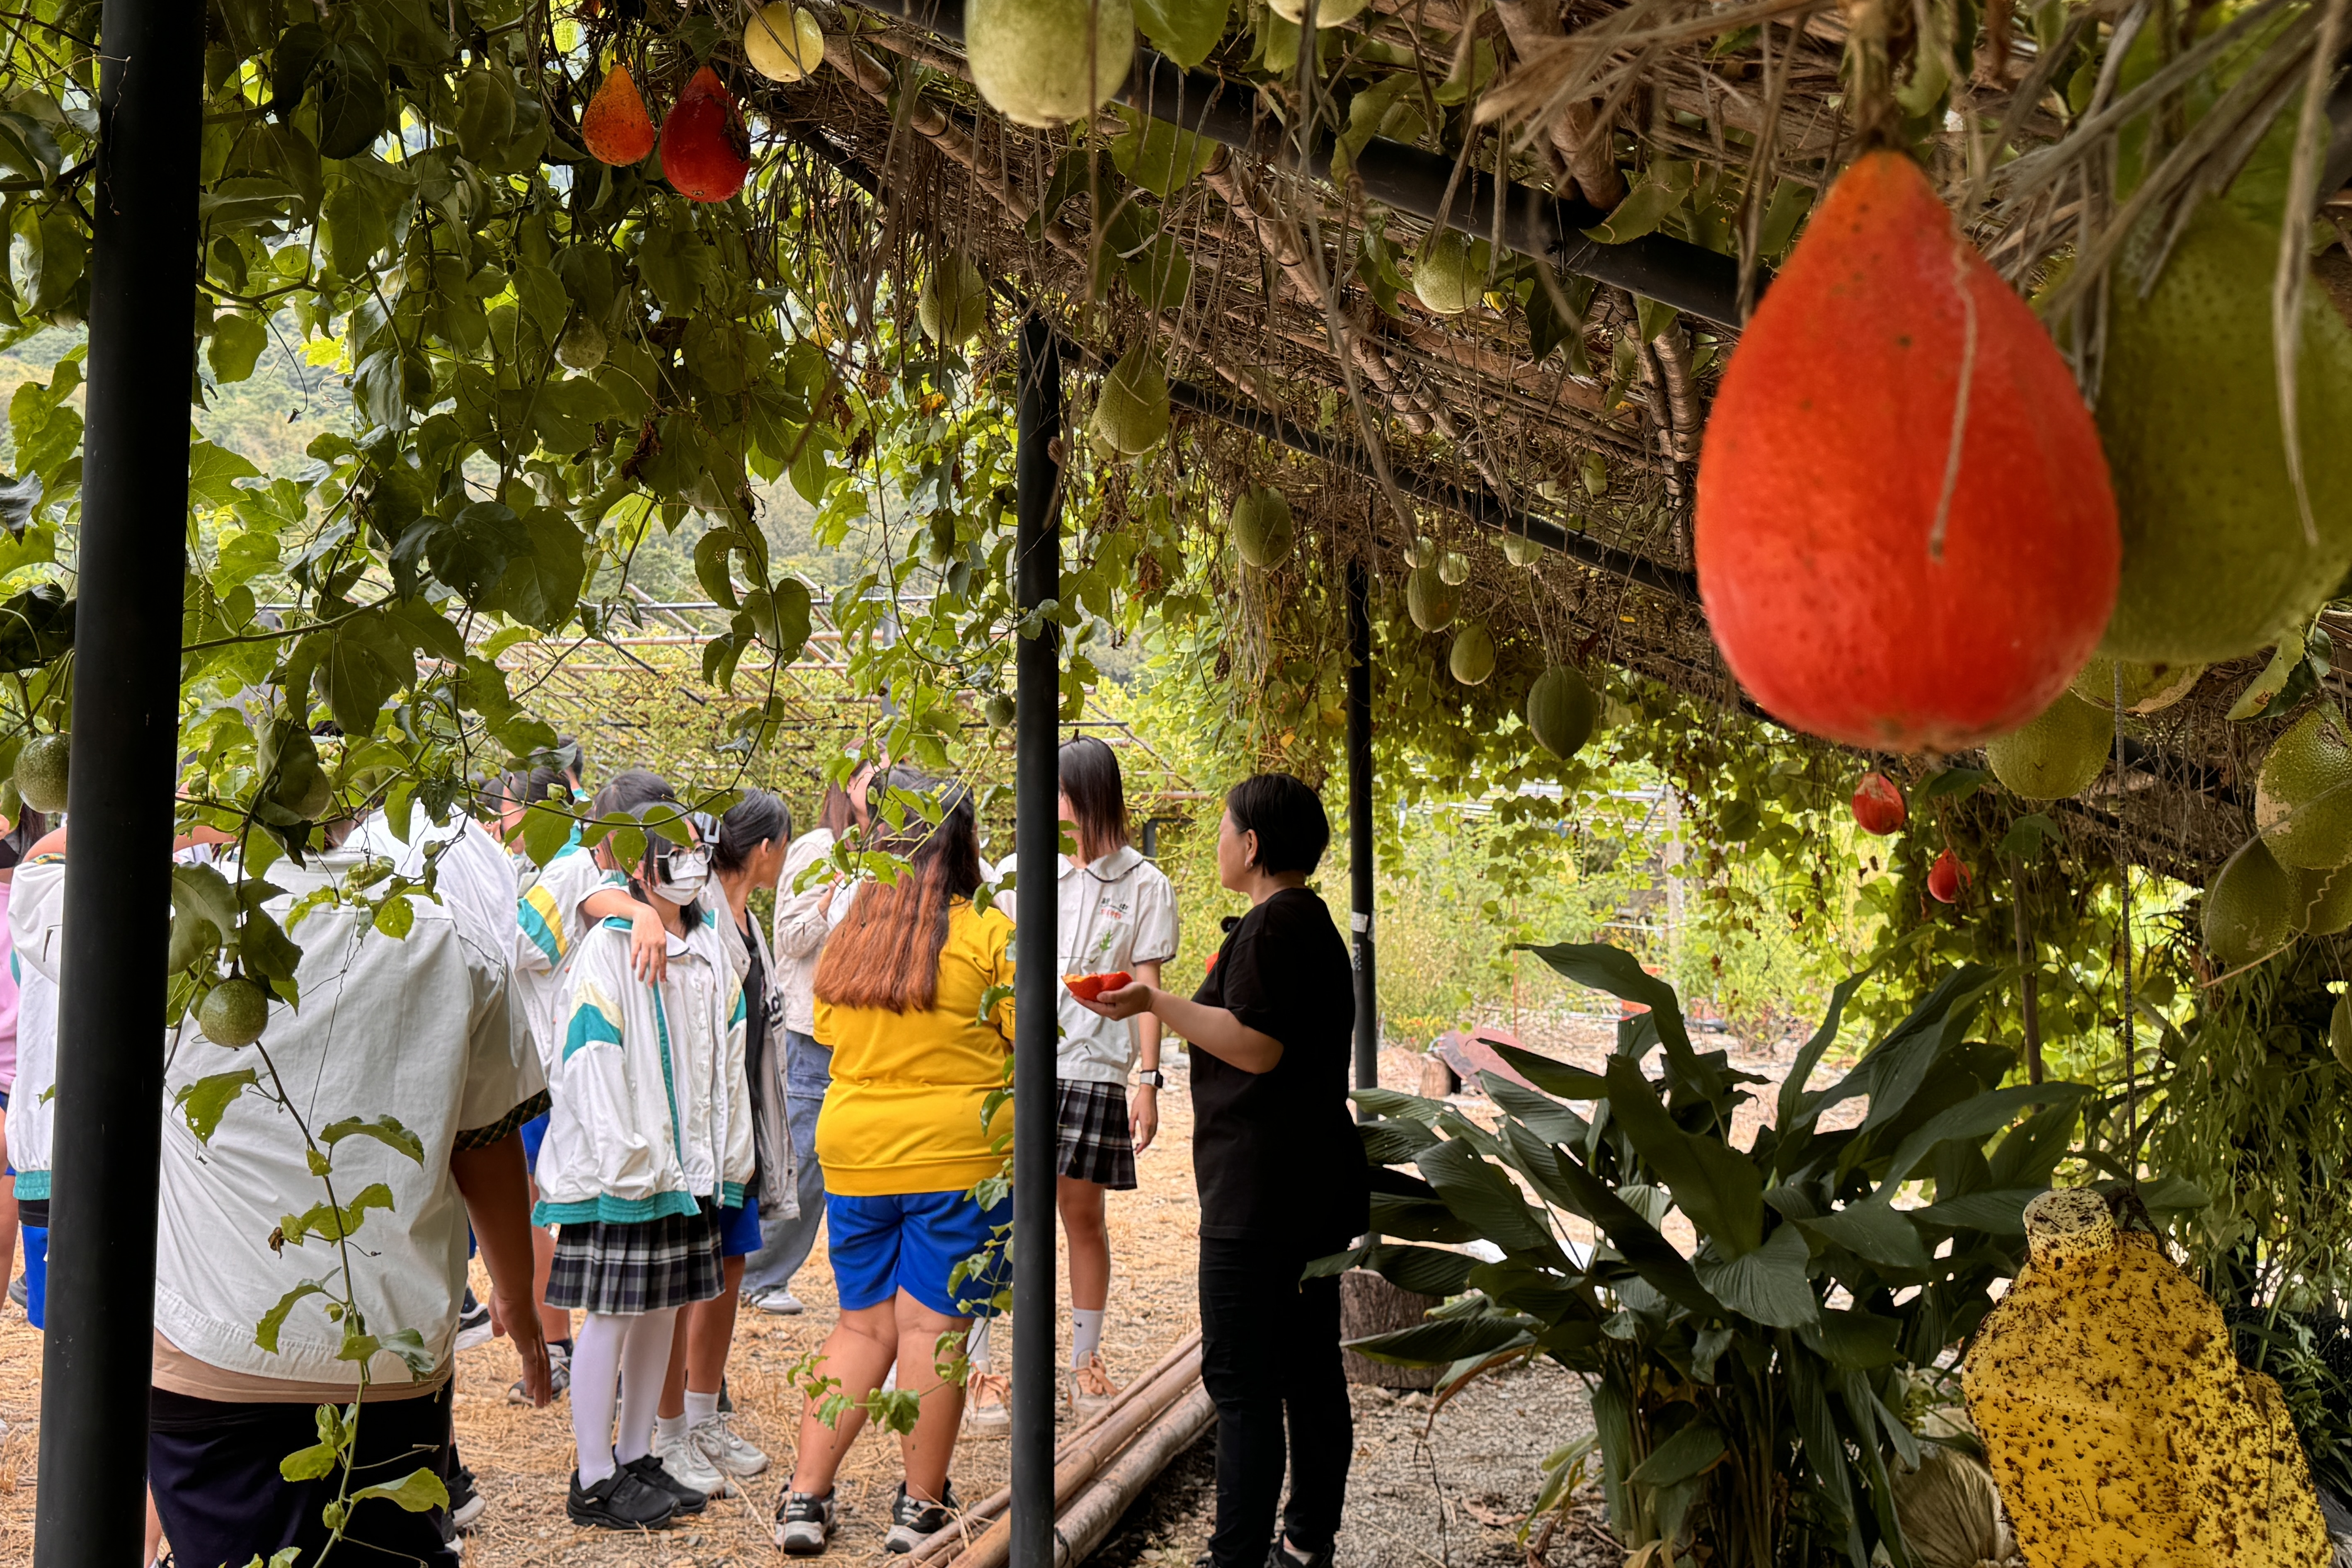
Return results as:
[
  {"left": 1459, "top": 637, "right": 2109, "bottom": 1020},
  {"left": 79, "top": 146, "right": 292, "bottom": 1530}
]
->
[{"left": 1072, "top": 977, "right": 1155, "bottom": 1022}]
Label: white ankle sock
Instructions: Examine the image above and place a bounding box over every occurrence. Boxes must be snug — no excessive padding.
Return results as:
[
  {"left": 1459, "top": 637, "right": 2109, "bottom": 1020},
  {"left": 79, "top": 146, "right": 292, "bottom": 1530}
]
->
[
  {"left": 656, "top": 1411, "right": 688, "bottom": 1444},
  {"left": 966, "top": 1317, "right": 993, "bottom": 1374},
  {"left": 1071, "top": 1309, "right": 1105, "bottom": 1367},
  {"left": 685, "top": 1388, "right": 719, "bottom": 1425}
]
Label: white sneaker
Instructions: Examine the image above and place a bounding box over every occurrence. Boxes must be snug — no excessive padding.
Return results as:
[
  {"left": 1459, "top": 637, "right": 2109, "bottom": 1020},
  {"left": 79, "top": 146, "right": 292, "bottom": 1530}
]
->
[
  {"left": 748, "top": 1288, "right": 806, "bottom": 1316},
  {"left": 691, "top": 1412, "right": 770, "bottom": 1478},
  {"left": 654, "top": 1426, "right": 732, "bottom": 1498}
]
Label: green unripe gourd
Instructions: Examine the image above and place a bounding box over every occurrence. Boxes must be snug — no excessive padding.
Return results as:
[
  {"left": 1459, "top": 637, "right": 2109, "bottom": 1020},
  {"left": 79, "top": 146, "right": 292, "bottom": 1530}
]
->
[
  {"left": 1449, "top": 623, "right": 1495, "bottom": 686},
  {"left": 1089, "top": 340, "right": 1170, "bottom": 456},
  {"left": 1526, "top": 666, "right": 1598, "bottom": 760},
  {"left": 1230, "top": 487, "right": 1295, "bottom": 570},
  {"left": 2255, "top": 703, "right": 2352, "bottom": 871},
  {"left": 1984, "top": 693, "right": 2111, "bottom": 801},
  {"left": 1405, "top": 566, "right": 1458, "bottom": 632},
  {"left": 966, "top": 0, "right": 1136, "bottom": 128},
  {"left": 2203, "top": 838, "right": 2292, "bottom": 972},
  {"left": 15, "top": 733, "right": 68, "bottom": 814}
]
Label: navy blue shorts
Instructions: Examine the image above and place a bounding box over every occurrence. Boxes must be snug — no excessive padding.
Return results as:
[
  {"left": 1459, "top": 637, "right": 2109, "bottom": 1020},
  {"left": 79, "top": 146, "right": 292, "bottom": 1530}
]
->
[
  {"left": 520, "top": 1111, "right": 550, "bottom": 1173},
  {"left": 827, "top": 1189, "right": 1011, "bottom": 1318},
  {"left": 717, "top": 1194, "right": 762, "bottom": 1258}
]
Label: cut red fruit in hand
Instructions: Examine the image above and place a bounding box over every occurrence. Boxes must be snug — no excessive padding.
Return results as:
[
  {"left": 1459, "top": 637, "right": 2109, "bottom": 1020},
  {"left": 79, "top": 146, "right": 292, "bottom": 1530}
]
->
[
  {"left": 581, "top": 62, "right": 657, "bottom": 166},
  {"left": 660, "top": 66, "right": 751, "bottom": 202},
  {"left": 1851, "top": 771, "right": 1908, "bottom": 836},
  {"left": 1927, "top": 849, "right": 1971, "bottom": 904},
  {"left": 1063, "top": 971, "right": 1134, "bottom": 1003}
]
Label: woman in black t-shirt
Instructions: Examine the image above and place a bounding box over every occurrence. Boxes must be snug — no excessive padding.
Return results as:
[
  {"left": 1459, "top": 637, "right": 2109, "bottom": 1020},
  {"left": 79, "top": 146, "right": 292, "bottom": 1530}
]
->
[{"left": 1079, "top": 774, "right": 1367, "bottom": 1568}]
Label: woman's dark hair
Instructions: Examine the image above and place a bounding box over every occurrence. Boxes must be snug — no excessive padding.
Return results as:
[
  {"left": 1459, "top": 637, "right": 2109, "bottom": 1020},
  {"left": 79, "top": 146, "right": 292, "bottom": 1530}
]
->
[
  {"left": 591, "top": 768, "right": 701, "bottom": 922},
  {"left": 715, "top": 790, "right": 790, "bottom": 873},
  {"left": 1226, "top": 773, "right": 1330, "bottom": 876},
  {"left": 814, "top": 766, "right": 981, "bottom": 1014},
  {"left": 817, "top": 759, "right": 874, "bottom": 839},
  {"left": 497, "top": 766, "right": 571, "bottom": 809},
  {"left": 1059, "top": 735, "right": 1128, "bottom": 862}
]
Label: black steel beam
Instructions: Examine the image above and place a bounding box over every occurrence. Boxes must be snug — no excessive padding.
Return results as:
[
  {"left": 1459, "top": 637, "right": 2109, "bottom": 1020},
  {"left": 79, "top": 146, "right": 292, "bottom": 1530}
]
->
[
  {"left": 1009, "top": 314, "right": 1062, "bottom": 1568},
  {"left": 1346, "top": 559, "right": 1378, "bottom": 1103},
  {"left": 852, "top": 0, "right": 1754, "bottom": 325},
  {"left": 1162, "top": 376, "right": 1702, "bottom": 604},
  {"left": 35, "top": 2, "right": 204, "bottom": 1565}
]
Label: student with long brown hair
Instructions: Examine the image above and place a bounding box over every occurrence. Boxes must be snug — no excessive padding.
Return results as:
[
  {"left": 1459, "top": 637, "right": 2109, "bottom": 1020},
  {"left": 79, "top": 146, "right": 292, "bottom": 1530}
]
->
[{"left": 772, "top": 768, "right": 1012, "bottom": 1558}]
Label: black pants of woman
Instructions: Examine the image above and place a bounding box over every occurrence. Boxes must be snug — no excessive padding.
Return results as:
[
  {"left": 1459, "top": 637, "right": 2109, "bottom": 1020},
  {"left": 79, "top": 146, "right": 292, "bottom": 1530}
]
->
[{"left": 1199, "top": 1236, "right": 1353, "bottom": 1568}]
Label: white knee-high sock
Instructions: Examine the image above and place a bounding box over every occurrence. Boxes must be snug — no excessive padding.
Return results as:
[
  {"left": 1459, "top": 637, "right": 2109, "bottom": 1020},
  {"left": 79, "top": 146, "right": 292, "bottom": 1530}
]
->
[
  {"left": 966, "top": 1316, "right": 993, "bottom": 1374},
  {"left": 615, "top": 1308, "right": 679, "bottom": 1466},
  {"left": 572, "top": 1313, "right": 632, "bottom": 1485}
]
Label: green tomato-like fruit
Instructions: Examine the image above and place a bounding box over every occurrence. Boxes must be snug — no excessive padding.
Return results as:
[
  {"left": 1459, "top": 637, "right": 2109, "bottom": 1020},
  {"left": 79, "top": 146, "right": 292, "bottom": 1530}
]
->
[
  {"left": 1088, "top": 340, "right": 1170, "bottom": 456},
  {"left": 198, "top": 977, "right": 272, "bottom": 1048},
  {"left": 2255, "top": 703, "right": 2352, "bottom": 870},
  {"left": 1412, "top": 229, "right": 1490, "bottom": 316},
  {"left": 555, "top": 317, "right": 607, "bottom": 372},
  {"left": 1230, "top": 487, "right": 1295, "bottom": 570},
  {"left": 1984, "top": 692, "right": 2111, "bottom": 801},
  {"left": 966, "top": 0, "right": 1136, "bottom": 128},
  {"left": 1527, "top": 666, "right": 1598, "bottom": 760},
  {"left": 1405, "top": 566, "right": 1458, "bottom": 632},
  {"left": 1449, "top": 623, "right": 1496, "bottom": 686},
  {"left": 918, "top": 254, "right": 991, "bottom": 347},
  {"left": 15, "top": 733, "right": 68, "bottom": 814},
  {"left": 2203, "top": 838, "right": 2291, "bottom": 972},
  {"left": 2098, "top": 203, "right": 2352, "bottom": 663},
  {"left": 985, "top": 693, "right": 1017, "bottom": 729}
]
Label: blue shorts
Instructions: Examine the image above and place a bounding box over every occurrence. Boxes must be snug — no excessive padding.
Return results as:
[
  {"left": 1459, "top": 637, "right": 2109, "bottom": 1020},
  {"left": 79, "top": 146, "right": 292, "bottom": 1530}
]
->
[
  {"left": 23, "top": 1223, "right": 45, "bottom": 1330},
  {"left": 520, "top": 1111, "right": 550, "bottom": 1173},
  {"left": 717, "top": 1194, "right": 763, "bottom": 1258},
  {"left": 827, "top": 1189, "right": 1011, "bottom": 1318}
]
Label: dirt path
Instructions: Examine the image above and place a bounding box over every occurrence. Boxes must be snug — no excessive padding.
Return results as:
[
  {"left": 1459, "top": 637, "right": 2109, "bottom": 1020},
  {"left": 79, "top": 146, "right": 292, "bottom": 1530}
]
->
[{"left": 0, "top": 1018, "right": 1817, "bottom": 1567}]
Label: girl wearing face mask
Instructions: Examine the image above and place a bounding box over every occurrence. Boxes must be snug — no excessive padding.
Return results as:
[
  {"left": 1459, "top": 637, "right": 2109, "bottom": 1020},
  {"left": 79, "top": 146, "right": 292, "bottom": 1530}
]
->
[{"left": 532, "top": 770, "right": 753, "bottom": 1533}]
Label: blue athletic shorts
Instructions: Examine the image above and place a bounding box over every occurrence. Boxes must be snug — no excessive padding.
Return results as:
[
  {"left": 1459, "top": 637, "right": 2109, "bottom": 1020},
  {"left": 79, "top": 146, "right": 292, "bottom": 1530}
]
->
[
  {"left": 717, "top": 1193, "right": 763, "bottom": 1258},
  {"left": 826, "top": 1189, "right": 1011, "bottom": 1318},
  {"left": 520, "top": 1111, "right": 550, "bottom": 1173},
  {"left": 24, "top": 1223, "right": 45, "bottom": 1330}
]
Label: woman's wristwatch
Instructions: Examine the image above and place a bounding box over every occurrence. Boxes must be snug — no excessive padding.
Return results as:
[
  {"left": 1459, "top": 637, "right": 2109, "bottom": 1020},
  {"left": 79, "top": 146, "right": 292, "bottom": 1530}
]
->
[{"left": 1135, "top": 1069, "right": 1166, "bottom": 1088}]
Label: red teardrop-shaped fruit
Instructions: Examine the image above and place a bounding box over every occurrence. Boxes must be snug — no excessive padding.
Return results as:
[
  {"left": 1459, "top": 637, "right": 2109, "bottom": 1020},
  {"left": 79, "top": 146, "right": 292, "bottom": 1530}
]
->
[
  {"left": 1695, "top": 151, "right": 2119, "bottom": 754},
  {"left": 1851, "top": 771, "right": 1908, "bottom": 836},
  {"left": 1927, "top": 848, "right": 1971, "bottom": 904},
  {"left": 581, "top": 62, "right": 657, "bottom": 167},
  {"left": 660, "top": 65, "right": 751, "bottom": 203}
]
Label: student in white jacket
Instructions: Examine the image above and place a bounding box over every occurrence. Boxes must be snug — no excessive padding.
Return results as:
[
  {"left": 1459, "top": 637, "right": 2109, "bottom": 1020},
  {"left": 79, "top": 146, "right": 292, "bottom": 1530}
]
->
[{"left": 533, "top": 771, "right": 753, "bottom": 1532}]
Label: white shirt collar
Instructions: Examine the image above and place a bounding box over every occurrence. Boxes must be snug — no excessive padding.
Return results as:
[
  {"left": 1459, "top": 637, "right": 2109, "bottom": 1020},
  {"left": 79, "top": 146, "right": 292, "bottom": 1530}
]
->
[{"left": 1058, "top": 845, "right": 1146, "bottom": 882}]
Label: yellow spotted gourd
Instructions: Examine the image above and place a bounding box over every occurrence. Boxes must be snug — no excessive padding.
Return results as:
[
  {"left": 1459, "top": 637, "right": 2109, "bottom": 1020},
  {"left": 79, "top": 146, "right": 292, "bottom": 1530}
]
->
[{"left": 1961, "top": 1188, "right": 2330, "bottom": 1568}]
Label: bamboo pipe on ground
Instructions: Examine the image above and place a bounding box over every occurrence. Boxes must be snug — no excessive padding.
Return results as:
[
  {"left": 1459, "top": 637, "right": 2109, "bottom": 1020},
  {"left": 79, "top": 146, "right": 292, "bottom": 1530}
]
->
[
  {"left": 940, "top": 1346, "right": 1208, "bottom": 1568},
  {"left": 906, "top": 1330, "right": 1206, "bottom": 1567},
  {"left": 1039, "top": 1384, "right": 1221, "bottom": 1568}
]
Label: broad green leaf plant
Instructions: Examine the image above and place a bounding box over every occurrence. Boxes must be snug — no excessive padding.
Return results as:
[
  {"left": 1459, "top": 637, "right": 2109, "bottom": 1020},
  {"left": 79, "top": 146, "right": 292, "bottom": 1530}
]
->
[{"left": 1332, "top": 943, "right": 2088, "bottom": 1567}]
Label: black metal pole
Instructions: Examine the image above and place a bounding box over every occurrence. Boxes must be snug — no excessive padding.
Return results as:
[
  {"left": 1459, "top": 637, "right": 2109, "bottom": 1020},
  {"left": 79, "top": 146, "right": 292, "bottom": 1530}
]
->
[
  {"left": 1347, "top": 560, "right": 1378, "bottom": 1103},
  {"left": 34, "top": 3, "right": 203, "bottom": 1565},
  {"left": 1010, "top": 314, "right": 1062, "bottom": 1568}
]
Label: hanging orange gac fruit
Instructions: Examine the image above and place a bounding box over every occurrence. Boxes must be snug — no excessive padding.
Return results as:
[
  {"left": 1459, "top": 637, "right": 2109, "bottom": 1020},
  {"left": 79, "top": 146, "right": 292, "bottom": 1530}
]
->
[
  {"left": 581, "top": 63, "right": 657, "bottom": 166},
  {"left": 1694, "top": 152, "right": 2119, "bottom": 752},
  {"left": 660, "top": 67, "right": 750, "bottom": 203}
]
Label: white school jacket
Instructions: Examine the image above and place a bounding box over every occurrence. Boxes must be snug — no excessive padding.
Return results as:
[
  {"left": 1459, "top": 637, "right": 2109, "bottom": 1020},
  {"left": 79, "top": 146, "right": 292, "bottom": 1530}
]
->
[
  {"left": 6, "top": 852, "right": 61, "bottom": 1195},
  {"left": 532, "top": 907, "right": 754, "bottom": 1224},
  {"left": 514, "top": 841, "right": 624, "bottom": 1072}
]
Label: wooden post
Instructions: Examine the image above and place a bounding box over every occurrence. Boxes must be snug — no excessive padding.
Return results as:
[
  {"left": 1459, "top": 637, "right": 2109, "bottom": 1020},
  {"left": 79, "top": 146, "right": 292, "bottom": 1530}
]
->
[{"left": 1340, "top": 1270, "right": 1442, "bottom": 1389}]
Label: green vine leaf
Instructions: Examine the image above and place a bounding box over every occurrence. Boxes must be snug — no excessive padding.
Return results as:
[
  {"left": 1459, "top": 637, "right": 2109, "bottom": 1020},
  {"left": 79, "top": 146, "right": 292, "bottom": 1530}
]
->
[
  {"left": 253, "top": 1278, "right": 334, "bottom": 1354},
  {"left": 320, "top": 1114, "right": 426, "bottom": 1166},
  {"left": 349, "top": 1465, "right": 450, "bottom": 1514},
  {"left": 176, "top": 1069, "right": 262, "bottom": 1143}
]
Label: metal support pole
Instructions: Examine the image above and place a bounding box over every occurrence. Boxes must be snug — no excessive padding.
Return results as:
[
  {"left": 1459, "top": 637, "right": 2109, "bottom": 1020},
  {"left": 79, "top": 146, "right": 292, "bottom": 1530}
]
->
[
  {"left": 1347, "top": 560, "right": 1378, "bottom": 1101},
  {"left": 1010, "top": 315, "right": 1063, "bottom": 1568},
  {"left": 35, "top": 3, "right": 203, "bottom": 1565}
]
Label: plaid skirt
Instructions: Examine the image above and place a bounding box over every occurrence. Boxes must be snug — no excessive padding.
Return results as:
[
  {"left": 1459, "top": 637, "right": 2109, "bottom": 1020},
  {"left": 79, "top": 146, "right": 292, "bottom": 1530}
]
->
[
  {"left": 1058, "top": 1081, "right": 1137, "bottom": 1190},
  {"left": 547, "top": 1203, "right": 724, "bottom": 1315}
]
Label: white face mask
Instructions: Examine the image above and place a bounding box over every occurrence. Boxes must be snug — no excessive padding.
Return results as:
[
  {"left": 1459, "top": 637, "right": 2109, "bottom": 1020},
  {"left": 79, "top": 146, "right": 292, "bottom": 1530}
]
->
[{"left": 651, "top": 847, "right": 710, "bottom": 906}]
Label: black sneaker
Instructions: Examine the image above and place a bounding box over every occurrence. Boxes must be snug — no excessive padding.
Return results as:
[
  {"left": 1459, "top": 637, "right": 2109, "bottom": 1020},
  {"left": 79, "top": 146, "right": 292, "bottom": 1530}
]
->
[
  {"left": 567, "top": 1466, "right": 676, "bottom": 1531},
  {"left": 624, "top": 1452, "right": 708, "bottom": 1515},
  {"left": 446, "top": 1462, "right": 486, "bottom": 1529},
  {"left": 1267, "top": 1541, "right": 1335, "bottom": 1568},
  {"left": 886, "top": 1480, "right": 961, "bottom": 1554},
  {"left": 774, "top": 1489, "right": 838, "bottom": 1555}
]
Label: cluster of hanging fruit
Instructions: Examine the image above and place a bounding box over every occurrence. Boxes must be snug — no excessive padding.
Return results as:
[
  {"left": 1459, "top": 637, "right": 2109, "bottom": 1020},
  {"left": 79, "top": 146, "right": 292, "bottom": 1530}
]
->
[
  {"left": 1846, "top": 767, "right": 1974, "bottom": 907},
  {"left": 578, "top": 3, "right": 827, "bottom": 202}
]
